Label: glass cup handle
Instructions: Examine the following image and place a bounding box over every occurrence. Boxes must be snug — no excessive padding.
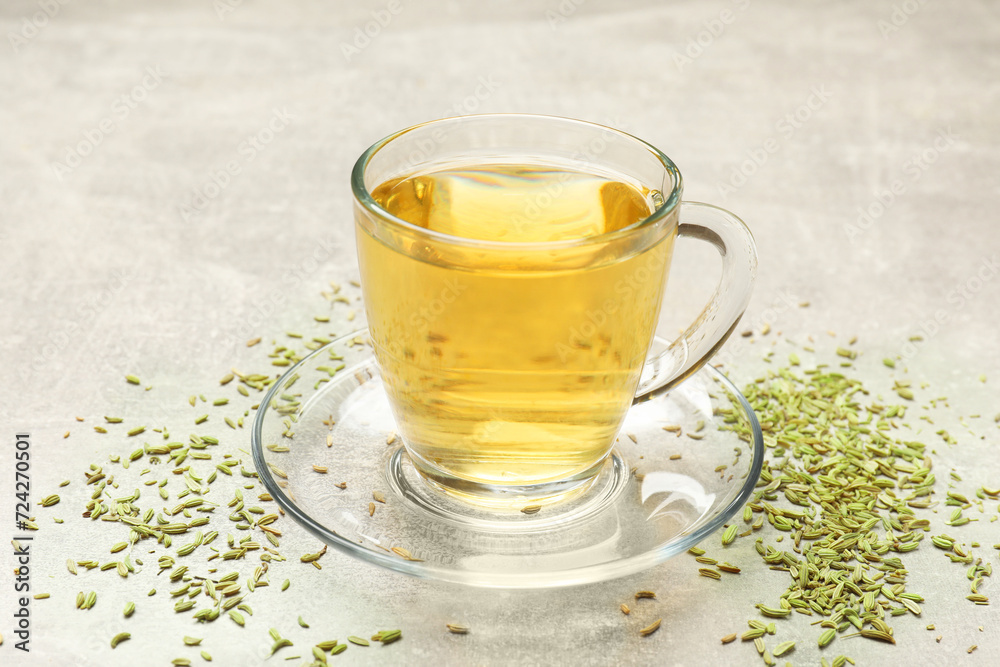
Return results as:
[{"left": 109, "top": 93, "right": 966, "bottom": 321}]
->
[{"left": 634, "top": 202, "right": 758, "bottom": 402}]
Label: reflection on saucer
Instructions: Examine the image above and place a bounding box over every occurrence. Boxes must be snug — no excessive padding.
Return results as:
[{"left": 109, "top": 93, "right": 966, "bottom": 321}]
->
[{"left": 640, "top": 471, "right": 715, "bottom": 525}]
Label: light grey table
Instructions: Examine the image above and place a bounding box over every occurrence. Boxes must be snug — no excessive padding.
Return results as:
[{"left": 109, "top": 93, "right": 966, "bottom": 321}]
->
[{"left": 2, "top": 1, "right": 999, "bottom": 665}]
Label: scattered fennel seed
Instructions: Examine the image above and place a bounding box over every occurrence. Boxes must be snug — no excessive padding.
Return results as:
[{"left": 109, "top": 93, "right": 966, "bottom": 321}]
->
[
  {"left": 772, "top": 640, "right": 795, "bottom": 656},
  {"left": 639, "top": 619, "right": 661, "bottom": 637}
]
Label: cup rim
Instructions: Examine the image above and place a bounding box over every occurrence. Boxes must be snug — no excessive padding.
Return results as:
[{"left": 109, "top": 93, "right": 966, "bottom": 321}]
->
[{"left": 350, "top": 113, "right": 683, "bottom": 251}]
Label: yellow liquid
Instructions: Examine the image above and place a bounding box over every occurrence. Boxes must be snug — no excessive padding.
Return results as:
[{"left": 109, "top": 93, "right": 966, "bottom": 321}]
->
[{"left": 358, "top": 164, "right": 675, "bottom": 502}]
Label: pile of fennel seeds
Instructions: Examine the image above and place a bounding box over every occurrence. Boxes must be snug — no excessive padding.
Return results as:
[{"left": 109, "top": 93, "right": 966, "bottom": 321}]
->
[
  {"left": 30, "top": 281, "right": 406, "bottom": 664},
  {"left": 700, "top": 334, "right": 998, "bottom": 664}
]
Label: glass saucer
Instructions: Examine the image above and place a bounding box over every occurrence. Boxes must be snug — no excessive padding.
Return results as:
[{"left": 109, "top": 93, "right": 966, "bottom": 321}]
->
[{"left": 251, "top": 329, "right": 763, "bottom": 588}]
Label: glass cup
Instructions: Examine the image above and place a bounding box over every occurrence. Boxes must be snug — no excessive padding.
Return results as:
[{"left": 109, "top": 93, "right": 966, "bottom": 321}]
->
[{"left": 352, "top": 114, "right": 756, "bottom": 508}]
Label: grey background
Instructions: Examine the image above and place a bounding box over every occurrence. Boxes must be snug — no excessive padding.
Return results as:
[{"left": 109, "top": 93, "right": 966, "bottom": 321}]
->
[{"left": 2, "top": 0, "right": 999, "bottom": 665}]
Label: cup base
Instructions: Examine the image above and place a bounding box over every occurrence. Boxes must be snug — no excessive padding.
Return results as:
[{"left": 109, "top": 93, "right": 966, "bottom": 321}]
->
[
  {"left": 401, "top": 445, "right": 609, "bottom": 511},
  {"left": 386, "top": 447, "right": 632, "bottom": 529}
]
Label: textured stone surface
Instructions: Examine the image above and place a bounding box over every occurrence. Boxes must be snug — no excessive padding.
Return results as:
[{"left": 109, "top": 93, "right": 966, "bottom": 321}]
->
[{"left": 2, "top": 0, "right": 999, "bottom": 665}]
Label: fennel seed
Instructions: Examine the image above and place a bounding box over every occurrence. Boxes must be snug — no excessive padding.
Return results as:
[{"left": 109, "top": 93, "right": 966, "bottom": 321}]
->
[{"left": 639, "top": 619, "right": 661, "bottom": 637}]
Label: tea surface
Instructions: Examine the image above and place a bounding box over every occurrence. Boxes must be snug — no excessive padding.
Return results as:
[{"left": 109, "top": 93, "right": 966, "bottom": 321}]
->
[{"left": 371, "top": 164, "right": 653, "bottom": 242}]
